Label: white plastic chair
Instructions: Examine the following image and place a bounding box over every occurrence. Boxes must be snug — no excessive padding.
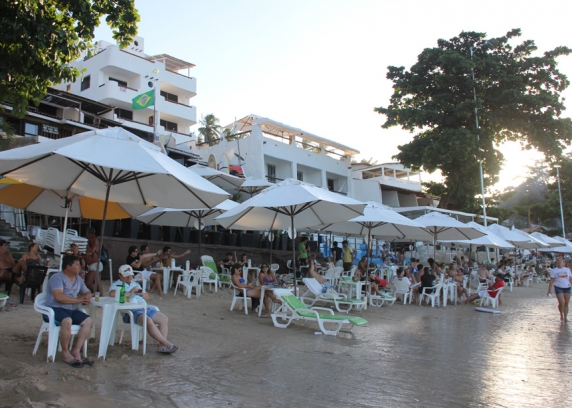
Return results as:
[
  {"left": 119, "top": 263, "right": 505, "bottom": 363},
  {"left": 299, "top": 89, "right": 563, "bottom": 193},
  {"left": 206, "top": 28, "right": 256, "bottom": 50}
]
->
[
  {"left": 270, "top": 263, "right": 279, "bottom": 274},
  {"left": 393, "top": 280, "right": 412, "bottom": 304},
  {"left": 230, "top": 282, "right": 252, "bottom": 314},
  {"left": 33, "top": 292, "right": 87, "bottom": 362},
  {"left": 174, "top": 270, "right": 201, "bottom": 299},
  {"left": 418, "top": 283, "right": 443, "bottom": 307},
  {"left": 200, "top": 266, "right": 219, "bottom": 293},
  {"left": 118, "top": 305, "right": 159, "bottom": 349},
  {"left": 481, "top": 287, "right": 503, "bottom": 308}
]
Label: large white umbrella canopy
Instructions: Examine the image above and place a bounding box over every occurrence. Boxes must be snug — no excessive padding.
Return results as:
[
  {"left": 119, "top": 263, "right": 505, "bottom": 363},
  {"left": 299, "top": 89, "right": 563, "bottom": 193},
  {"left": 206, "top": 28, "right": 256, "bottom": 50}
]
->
[
  {"left": 188, "top": 164, "right": 245, "bottom": 192},
  {"left": 510, "top": 226, "right": 548, "bottom": 249},
  {"left": 530, "top": 232, "right": 563, "bottom": 248},
  {"left": 413, "top": 212, "right": 486, "bottom": 259},
  {"left": 216, "top": 178, "right": 366, "bottom": 294},
  {"left": 438, "top": 221, "right": 514, "bottom": 249},
  {"left": 0, "top": 127, "right": 229, "bottom": 208},
  {"left": 538, "top": 236, "right": 572, "bottom": 254},
  {"left": 136, "top": 199, "right": 238, "bottom": 228},
  {"left": 136, "top": 199, "right": 239, "bottom": 257},
  {"left": 237, "top": 177, "right": 272, "bottom": 196},
  {"left": 0, "top": 127, "right": 229, "bottom": 288},
  {"left": 487, "top": 224, "right": 546, "bottom": 249}
]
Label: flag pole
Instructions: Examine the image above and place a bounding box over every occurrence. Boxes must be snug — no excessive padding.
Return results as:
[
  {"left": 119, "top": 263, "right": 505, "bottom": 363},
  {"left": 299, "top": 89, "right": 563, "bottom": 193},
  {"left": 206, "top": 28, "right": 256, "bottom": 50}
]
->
[{"left": 153, "top": 89, "right": 157, "bottom": 142}]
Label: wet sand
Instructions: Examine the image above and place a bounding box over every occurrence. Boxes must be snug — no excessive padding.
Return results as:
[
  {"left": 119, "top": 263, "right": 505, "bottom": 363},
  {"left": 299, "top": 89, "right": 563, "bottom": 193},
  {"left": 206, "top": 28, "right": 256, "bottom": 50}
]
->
[{"left": 1, "top": 282, "right": 571, "bottom": 407}]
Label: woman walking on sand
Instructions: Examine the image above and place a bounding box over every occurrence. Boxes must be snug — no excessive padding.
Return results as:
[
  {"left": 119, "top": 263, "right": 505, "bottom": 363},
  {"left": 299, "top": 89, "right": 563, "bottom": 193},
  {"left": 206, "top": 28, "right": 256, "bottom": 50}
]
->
[{"left": 547, "top": 257, "right": 572, "bottom": 322}]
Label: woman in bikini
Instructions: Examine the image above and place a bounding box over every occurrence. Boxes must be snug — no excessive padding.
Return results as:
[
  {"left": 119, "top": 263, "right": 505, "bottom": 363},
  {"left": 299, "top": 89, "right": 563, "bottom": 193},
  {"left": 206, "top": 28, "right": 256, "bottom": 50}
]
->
[
  {"left": 231, "top": 263, "right": 271, "bottom": 317},
  {"left": 258, "top": 263, "right": 279, "bottom": 303}
]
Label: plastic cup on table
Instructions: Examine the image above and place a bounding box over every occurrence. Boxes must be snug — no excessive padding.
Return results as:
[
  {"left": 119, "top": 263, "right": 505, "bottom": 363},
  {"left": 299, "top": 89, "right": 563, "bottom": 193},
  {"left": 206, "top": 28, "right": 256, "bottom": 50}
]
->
[
  {"left": 94, "top": 292, "right": 100, "bottom": 302},
  {"left": 125, "top": 292, "right": 131, "bottom": 303}
]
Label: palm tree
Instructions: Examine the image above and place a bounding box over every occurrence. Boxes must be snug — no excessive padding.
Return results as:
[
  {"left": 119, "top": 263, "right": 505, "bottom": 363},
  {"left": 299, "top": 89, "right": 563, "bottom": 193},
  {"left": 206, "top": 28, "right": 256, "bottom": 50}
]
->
[{"left": 198, "top": 114, "right": 222, "bottom": 143}]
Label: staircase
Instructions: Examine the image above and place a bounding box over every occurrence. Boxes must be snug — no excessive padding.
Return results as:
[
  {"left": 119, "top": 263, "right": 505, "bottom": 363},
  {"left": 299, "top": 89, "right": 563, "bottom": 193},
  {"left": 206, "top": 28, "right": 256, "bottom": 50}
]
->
[{"left": 0, "top": 219, "right": 31, "bottom": 258}]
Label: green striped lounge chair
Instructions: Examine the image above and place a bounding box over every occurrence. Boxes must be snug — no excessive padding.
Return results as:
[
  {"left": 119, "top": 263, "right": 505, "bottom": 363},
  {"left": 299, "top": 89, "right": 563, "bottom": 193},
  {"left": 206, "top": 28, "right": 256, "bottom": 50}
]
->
[
  {"left": 301, "top": 277, "right": 366, "bottom": 313},
  {"left": 271, "top": 289, "right": 368, "bottom": 336}
]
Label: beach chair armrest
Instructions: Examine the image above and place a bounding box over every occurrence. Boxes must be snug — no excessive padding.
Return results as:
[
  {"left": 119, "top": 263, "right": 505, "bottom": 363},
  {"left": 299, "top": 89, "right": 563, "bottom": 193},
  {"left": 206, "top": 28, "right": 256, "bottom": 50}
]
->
[{"left": 310, "top": 306, "right": 335, "bottom": 315}]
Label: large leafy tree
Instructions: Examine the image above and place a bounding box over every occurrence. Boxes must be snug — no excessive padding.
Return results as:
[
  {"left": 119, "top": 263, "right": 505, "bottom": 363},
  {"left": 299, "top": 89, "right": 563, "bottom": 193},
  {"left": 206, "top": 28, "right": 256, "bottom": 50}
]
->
[
  {"left": 376, "top": 29, "right": 572, "bottom": 211},
  {"left": 1, "top": 0, "right": 139, "bottom": 118}
]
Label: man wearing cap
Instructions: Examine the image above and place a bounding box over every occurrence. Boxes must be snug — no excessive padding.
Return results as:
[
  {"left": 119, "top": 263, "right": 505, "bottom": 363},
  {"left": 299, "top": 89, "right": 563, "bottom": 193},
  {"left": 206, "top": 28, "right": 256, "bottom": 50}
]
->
[
  {"left": 44, "top": 254, "right": 93, "bottom": 367},
  {"left": 109, "top": 265, "right": 178, "bottom": 354},
  {"left": 0, "top": 239, "right": 16, "bottom": 292}
]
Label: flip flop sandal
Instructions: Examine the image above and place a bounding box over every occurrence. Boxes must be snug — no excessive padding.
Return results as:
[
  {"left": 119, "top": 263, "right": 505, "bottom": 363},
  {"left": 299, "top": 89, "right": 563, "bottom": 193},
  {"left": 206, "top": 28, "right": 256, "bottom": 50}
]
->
[
  {"left": 157, "top": 346, "right": 172, "bottom": 354},
  {"left": 169, "top": 344, "right": 178, "bottom": 353},
  {"left": 68, "top": 360, "right": 84, "bottom": 368},
  {"left": 82, "top": 359, "right": 95, "bottom": 366}
]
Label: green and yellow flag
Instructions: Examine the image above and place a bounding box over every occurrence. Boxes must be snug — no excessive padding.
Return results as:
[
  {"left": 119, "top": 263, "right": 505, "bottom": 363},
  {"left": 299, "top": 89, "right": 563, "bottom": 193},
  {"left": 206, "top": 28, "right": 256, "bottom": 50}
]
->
[{"left": 132, "top": 89, "right": 155, "bottom": 110}]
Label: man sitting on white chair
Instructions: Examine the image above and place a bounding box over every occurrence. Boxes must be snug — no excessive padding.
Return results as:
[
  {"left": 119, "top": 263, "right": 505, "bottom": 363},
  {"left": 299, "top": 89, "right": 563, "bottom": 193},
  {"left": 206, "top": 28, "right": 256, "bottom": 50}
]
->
[
  {"left": 109, "top": 265, "right": 178, "bottom": 354},
  {"left": 44, "top": 254, "right": 93, "bottom": 367},
  {"left": 462, "top": 275, "right": 505, "bottom": 305}
]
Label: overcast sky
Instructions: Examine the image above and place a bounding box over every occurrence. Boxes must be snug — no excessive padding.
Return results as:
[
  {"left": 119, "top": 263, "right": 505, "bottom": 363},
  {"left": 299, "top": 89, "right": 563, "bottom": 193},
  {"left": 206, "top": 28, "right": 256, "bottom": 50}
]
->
[{"left": 95, "top": 0, "right": 572, "bottom": 191}]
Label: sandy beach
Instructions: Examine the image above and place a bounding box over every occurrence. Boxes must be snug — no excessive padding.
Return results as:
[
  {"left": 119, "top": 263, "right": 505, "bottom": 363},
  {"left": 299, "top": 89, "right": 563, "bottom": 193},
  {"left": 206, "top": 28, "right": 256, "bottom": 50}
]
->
[{"left": 1, "top": 281, "right": 571, "bottom": 407}]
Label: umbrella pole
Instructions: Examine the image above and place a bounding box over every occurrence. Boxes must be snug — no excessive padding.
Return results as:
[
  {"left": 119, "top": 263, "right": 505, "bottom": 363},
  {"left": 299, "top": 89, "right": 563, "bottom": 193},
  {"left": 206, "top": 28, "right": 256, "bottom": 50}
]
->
[
  {"left": 365, "top": 228, "right": 372, "bottom": 310},
  {"left": 58, "top": 190, "right": 72, "bottom": 270},
  {"left": 291, "top": 216, "right": 298, "bottom": 298},
  {"left": 269, "top": 232, "right": 273, "bottom": 264},
  {"left": 94, "top": 183, "right": 111, "bottom": 293}
]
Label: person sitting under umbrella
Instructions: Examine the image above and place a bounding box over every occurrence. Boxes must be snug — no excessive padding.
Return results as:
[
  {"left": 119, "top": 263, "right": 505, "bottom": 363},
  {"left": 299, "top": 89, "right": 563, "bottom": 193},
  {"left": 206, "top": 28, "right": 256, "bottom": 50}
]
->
[
  {"left": 12, "top": 242, "right": 43, "bottom": 284},
  {"left": 109, "top": 265, "right": 178, "bottom": 354},
  {"left": 231, "top": 263, "right": 271, "bottom": 317},
  {"left": 126, "top": 246, "right": 164, "bottom": 296},
  {"left": 462, "top": 275, "right": 505, "bottom": 305}
]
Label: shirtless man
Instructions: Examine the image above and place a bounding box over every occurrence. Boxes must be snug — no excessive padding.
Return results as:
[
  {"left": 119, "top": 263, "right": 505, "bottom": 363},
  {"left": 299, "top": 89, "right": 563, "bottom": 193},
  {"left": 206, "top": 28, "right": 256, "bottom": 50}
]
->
[
  {"left": 0, "top": 239, "right": 16, "bottom": 292},
  {"left": 139, "top": 244, "right": 161, "bottom": 271}
]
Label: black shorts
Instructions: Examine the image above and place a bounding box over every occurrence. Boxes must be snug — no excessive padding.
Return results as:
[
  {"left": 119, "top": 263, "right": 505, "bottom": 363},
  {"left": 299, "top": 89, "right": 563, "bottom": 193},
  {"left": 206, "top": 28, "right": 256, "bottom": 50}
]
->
[{"left": 43, "top": 307, "right": 90, "bottom": 326}]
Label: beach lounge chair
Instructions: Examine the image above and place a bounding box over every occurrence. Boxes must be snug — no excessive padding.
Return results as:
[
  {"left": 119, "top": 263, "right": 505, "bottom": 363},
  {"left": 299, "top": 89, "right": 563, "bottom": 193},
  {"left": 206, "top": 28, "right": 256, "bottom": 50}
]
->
[
  {"left": 271, "top": 288, "right": 367, "bottom": 336},
  {"left": 301, "top": 277, "right": 365, "bottom": 313}
]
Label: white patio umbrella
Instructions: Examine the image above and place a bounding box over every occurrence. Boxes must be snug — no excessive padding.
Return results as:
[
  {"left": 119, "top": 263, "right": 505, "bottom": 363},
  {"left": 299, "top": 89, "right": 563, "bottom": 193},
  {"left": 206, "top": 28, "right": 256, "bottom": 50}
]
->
[
  {"left": 189, "top": 165, "right": 245, "bottom": 192},
  {"left": 0, "top": 127, "right": 229, "bottom": 290},
  {"left": 487, "top": 224, "right": 546, "bottom": 249},
  {"left": 237, "top": 177, "right": 272, "bottom": 197},
  {"left": 215, "top": 178, "right": 366, "bottom": 294},
  {"left": 136, "top": 199, "right": 238, "bottom": 257},
  {"left": 511, "top": 226, "right": 549, "bottom": 249},
  {"left": 538, "top": 236, "right": 572, "bottom": 254},
  {"left": 318, "top": 200, "right": 431, "bottom": 266},
  {"left": 413, "top": 212, "right": 486, "bottom": 260},
  {"left": 530, "top": 232, "right": 563, "bottom": 248},
  {"left": 438, "top": 221, "right": 514, "bottom": 263}
]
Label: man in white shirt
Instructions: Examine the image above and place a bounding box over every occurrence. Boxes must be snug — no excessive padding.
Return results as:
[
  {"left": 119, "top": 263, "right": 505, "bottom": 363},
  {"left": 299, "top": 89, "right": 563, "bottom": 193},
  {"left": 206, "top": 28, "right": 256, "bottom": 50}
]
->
[{"left": 109, "top": 265, "right": 178, "bottom": 354}]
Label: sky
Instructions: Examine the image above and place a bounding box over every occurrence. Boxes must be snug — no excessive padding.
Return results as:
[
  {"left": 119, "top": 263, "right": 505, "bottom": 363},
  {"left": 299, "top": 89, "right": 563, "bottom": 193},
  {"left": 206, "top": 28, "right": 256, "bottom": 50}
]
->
[{"left": 95, "top": 0, "right": 572, "bottom": 191}]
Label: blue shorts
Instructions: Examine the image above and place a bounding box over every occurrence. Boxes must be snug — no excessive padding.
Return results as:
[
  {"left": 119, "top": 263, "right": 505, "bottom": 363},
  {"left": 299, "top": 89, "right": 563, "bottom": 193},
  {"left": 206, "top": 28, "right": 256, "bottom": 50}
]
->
[
  {"left": 554, "top": 286, "right": 571, "bottom": 295},
  {"left": 122, "top": 307, "right": 158, "bottom": 324},
  {"left": 43, "top": 307, "right": 90, "bottom": 326}
]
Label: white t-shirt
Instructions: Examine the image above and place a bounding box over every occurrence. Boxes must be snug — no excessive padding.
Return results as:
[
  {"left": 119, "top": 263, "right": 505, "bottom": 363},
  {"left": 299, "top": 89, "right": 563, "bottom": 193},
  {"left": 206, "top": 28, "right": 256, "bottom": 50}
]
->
[
  {"left": 108, "top": 280, "right": 146, "bottom": 303},
  {"left": 550, "top": 267, "right": 572, "bottom": 288}
]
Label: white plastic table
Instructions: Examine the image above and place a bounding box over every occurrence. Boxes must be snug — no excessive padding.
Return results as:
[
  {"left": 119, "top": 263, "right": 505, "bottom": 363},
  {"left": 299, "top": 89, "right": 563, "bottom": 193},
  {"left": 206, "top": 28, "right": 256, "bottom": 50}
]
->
[
  {"left": 89, "top": 297, "right": 147, "bottom": 360},
  {"left": 441, "top": 281, "right": 458, "bottom": 306}
]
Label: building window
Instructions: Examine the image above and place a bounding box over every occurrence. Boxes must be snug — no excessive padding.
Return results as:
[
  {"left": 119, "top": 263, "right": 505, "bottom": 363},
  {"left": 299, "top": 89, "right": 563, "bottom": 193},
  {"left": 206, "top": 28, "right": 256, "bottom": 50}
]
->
[
  {"left": 160, "top": 90, "right": 178, "bottom": 103},
  {"left": 327, "top": 178, "right": 335, "bottom": 191},
  {"left": 109, "top": 77, "right": 128, "bottom": 87},
  {"left": 160, "top": 119, "right": 178, "bottom": 132},
  {"left": 80, "top": 75, "right": 91, "bottom": 91},
  {"left": 267, "top": 164, "right": 276, "bottom": 183},
  {"left": 24, "top": 123, "right": 39, "bottom": 137},
  {"left": 297, "top": 171, "right": 303, "bottom": 181},
  {"left": 115, "top": 108, "right": 133, "bottom": 121}
]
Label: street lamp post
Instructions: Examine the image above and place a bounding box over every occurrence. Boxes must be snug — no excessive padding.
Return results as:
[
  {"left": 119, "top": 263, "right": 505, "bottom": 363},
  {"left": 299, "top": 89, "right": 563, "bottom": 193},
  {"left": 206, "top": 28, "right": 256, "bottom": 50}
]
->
[
  {"left": 470, "top": 44, "right": 489, "bottom": 227},
  {"left": 554, "top": 164, "right": 566, "bottom": 238}
]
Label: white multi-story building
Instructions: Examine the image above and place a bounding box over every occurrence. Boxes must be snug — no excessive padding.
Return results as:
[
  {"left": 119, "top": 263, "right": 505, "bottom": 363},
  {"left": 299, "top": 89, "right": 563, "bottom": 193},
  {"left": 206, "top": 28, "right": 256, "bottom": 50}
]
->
[
  {"left": 55, "top": 36, "right": 197, "bottom": 139},
  {"left": 194, "top": 115, "right": 359, "bottom": 196}
]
